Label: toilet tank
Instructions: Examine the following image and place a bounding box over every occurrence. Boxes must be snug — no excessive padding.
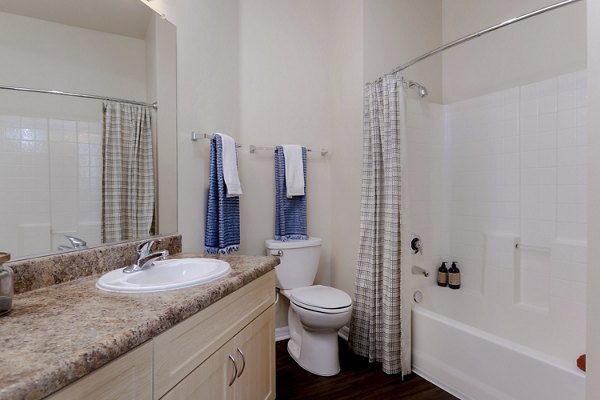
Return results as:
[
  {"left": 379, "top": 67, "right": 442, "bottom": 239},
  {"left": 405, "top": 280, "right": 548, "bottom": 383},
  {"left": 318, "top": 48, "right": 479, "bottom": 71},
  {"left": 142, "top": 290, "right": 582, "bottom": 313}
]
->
[{"left": 265, "top": 237, "right": 322, "bottom": 289}]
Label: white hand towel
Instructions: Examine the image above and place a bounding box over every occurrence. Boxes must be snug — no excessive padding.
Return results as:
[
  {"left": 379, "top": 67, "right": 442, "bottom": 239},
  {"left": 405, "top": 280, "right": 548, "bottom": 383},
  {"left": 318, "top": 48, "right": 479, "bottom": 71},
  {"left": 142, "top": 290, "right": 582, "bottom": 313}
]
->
[
  {"left": 215, "top": 133, "right": 243, "bottom": 197},
  {"left": 282, "top": 144, "right": 304, "bottom": 198}
]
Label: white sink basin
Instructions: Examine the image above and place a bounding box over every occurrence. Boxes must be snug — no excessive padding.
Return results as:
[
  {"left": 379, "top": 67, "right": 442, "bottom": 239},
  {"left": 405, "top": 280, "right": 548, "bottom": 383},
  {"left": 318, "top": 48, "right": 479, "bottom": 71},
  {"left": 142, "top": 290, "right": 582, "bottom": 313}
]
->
[{"left": 96, "top": 258, "right": 231, "bottom": 293}]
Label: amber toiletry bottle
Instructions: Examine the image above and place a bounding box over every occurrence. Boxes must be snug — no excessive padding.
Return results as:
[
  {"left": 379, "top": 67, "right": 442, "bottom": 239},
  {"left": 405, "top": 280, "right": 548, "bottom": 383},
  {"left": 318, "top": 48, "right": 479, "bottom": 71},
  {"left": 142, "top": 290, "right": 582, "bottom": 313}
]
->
[
  {"left": 437, "top": 262, "right": 448, "bottom": 287},
  {"left": 448, "top": 262, "right": 461, "bottom": 289}
]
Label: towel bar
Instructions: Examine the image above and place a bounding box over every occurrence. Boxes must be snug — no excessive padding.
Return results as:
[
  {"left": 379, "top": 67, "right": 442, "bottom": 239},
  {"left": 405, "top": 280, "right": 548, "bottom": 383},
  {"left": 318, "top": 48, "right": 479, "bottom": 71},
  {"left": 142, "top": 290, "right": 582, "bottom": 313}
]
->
[
  {"left": 191, "top": 132, "right": 242, "bottom": 148},
  {"left": 249, "top": 145, "right": 328, "bottom": 157},
  {"left": 191, "top": 131, "right": 329, "bottom": 156}
]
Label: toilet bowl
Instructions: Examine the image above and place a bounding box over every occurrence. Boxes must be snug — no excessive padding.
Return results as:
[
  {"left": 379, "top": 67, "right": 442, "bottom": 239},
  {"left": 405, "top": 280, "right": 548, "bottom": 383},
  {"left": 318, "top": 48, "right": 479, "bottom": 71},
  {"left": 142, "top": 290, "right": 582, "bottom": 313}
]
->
[
  {"left": 266, "top": 238, "right": 353, "bottom": 376},
  {"left": 287, "top": 286, "right": 352, "bottom": 376}
]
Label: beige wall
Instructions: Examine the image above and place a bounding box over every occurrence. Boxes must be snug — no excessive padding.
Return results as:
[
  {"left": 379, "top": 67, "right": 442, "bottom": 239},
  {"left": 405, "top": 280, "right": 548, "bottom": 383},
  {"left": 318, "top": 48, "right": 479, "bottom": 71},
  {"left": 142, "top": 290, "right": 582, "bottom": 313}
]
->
[
  {"left": 146, "top": 15, "right": 178, "bottom": 235},
  {"left": 364, "top": 0, "right": 443, "bottom": 103},
  {"left": 144, "top": 0, "right": 241, "bottom": 253},
  {"left": 236, "top": 0, "right": 444, "bottom": 301},
  {"left": 238, "top": 0, "right": 333, "bottom": 282},
  {"left": 145, "top": 0, "right": 444, "bottom": 323},
  {"left": 329, "top": 0, "right": 443, "bottom": 298},
  {"left": 442, "top": 0, "right": 586, "bottom": 103},
  {"left": 238, "top": 0, "right": 339, "bottom": 328},
  {"left": 328, "top": 0, "right": 364, "bottom": 298},
  {"left": 587, "top": 1, "right": 599, "bottom": 398}
]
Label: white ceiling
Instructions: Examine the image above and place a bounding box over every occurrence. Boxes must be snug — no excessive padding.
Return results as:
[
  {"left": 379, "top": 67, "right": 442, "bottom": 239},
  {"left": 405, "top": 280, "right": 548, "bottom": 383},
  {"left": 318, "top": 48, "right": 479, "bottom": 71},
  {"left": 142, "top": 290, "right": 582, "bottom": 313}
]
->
[{"left": 0, "top": 0, "right": 155, "bottom": 39}]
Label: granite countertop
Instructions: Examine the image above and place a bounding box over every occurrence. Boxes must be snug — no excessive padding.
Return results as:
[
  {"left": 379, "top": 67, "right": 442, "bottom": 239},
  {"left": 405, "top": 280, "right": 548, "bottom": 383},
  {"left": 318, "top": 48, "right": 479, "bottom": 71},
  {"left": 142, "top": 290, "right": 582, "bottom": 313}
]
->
[{"left": 0, "top": 254, "right": 278, "bottom": 400}]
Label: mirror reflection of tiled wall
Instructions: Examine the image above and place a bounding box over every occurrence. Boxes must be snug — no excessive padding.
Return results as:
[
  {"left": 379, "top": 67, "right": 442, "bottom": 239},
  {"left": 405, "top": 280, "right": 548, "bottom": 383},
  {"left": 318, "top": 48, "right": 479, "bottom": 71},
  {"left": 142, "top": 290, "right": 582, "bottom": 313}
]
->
[{"left": 0, "top": 115, "right": 102, "bottom": 257}]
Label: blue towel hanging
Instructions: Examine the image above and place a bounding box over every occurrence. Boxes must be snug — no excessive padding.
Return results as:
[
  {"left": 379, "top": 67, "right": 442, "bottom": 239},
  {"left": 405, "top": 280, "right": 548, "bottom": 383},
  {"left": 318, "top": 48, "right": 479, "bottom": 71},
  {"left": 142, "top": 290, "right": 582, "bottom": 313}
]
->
[
  {"left": 275, "top": 146, "right": 308, "bottom": 241},
  {"left": 205, "top": 135, "right": 240, "bottom": 254}
]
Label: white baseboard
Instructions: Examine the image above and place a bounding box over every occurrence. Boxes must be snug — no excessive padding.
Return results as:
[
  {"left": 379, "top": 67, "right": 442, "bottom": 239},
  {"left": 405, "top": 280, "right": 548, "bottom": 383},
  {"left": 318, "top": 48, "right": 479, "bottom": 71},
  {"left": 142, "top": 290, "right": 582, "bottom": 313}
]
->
[
  {"left": 276, "top": 325, "right": 350, "bottom": 342},
  {"left": 275, "top": 326, "right": 290, "bottom": 342},
  {"left": 338, "top": 325, "right": 350, "bottom": 341}
]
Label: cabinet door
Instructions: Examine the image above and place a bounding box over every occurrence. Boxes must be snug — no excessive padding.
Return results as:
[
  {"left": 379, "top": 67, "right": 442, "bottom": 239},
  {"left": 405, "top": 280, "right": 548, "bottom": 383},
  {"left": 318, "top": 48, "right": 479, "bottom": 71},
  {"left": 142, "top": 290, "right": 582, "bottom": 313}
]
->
[
  {"left": 162, "top": 306, "right": 275, "bottom": 400},
  {"left": 154, "top": 271, "right": 275, "bottom": 399},
  {"left": 161, "top": 343, "right": 235, "bottom": 400},
  {"left": 232, "top": 305, "right": 275, "bottom": 400}
]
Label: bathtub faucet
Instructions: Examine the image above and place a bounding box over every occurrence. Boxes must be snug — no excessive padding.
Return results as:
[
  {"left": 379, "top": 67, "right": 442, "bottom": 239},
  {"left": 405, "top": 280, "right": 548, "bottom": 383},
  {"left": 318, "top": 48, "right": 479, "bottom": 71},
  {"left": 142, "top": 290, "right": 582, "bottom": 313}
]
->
[
  {"left": 411, "top": 265, "right": 429, "bottom": 277},
  {"left": 57, "top": 235, "right": 87, "bottom": 251}
]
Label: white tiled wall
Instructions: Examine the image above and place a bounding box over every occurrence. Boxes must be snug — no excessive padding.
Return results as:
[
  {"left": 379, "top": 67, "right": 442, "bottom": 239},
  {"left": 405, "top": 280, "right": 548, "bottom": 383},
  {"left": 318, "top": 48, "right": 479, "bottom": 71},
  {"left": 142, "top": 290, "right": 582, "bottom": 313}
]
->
[
  {"left": 0, "top": 115, "right": 102, "bottom": 257},
  {"left": 443, "top": 71, "right": 587, "bottom": 315},
  {"left": 0, "top": 116, "right": 51, "bottom": 256},
  {"left": 444, "top": 86, "right": 521, "bottom": 292},
  {"left": 405, "top": 98, "right": 445, "bottom": 287},
  {"left": 76, "top": 122, "right": 103, "bottom": 247}
]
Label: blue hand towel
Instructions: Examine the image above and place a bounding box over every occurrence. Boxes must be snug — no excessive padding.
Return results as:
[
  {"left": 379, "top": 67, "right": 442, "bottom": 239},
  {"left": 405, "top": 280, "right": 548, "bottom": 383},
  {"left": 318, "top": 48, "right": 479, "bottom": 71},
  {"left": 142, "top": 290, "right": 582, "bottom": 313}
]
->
[
  {"left": 275, "top": 146, "right": 308, "bottom": 241},
  {"left": 205, "top": 135, "right": 240, "bottom": 254}
]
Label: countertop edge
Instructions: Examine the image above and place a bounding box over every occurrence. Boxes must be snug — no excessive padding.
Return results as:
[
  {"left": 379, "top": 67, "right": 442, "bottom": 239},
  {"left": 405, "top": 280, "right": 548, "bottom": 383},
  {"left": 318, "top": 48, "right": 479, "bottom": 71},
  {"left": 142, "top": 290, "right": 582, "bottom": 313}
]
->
[{"left": 0, "top": 255, "right": 278, "bottom": 400}]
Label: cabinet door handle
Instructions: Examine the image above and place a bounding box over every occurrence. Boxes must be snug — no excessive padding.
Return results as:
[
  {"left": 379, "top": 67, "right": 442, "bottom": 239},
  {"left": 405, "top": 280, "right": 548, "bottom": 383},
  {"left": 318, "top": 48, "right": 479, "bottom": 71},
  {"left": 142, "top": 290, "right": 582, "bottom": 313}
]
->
[
  {"left": 228, "top": 354, "right": 238, "bottom": 386},
  {"left": 236, "top": 347, "right": 246, "bottom": 377}
]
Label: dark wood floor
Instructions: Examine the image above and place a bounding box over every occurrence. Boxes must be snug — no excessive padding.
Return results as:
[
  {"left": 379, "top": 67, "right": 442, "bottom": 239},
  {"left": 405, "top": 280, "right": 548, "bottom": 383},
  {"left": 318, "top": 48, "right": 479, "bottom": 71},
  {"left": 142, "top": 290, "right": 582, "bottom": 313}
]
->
[{"left": 275, "top": 339, "right": 457, "bottom": 400}]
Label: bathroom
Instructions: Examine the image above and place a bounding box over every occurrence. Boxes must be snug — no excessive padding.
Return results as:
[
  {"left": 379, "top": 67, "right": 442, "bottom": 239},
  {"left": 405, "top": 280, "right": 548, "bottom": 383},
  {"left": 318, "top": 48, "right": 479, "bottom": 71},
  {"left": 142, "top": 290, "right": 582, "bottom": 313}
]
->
[{"left": 0, "top": 0, "right": 599, "bottom": 399}]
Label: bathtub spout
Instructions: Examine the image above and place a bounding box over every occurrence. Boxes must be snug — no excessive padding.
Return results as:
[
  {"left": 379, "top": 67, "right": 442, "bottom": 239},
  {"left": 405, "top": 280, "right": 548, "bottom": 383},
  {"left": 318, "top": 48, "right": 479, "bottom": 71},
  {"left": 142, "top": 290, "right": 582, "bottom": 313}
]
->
[{"left": 411, "top": 265, "right": 429, "bottom": 277}]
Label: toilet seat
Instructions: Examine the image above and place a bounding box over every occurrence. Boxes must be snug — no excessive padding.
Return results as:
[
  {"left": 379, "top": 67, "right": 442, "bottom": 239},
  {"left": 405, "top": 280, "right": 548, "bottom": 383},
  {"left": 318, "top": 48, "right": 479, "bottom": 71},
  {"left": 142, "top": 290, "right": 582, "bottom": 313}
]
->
[
  {"left": 291, "top": 285, "right": 352, "bottom": 314},
  {"left": 292, "top": 301, "right": 352, "bottom": 314}
]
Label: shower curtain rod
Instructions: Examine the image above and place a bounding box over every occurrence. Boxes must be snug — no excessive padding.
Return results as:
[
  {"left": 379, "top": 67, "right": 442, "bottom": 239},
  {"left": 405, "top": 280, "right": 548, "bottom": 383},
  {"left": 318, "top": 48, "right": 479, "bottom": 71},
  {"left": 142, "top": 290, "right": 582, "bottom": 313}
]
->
[
  {"left": 393, "top": 0, "right": 583, "bottom": 73},
  {"left": 0, "top": 84, "right": 158, "bottom": 109}
]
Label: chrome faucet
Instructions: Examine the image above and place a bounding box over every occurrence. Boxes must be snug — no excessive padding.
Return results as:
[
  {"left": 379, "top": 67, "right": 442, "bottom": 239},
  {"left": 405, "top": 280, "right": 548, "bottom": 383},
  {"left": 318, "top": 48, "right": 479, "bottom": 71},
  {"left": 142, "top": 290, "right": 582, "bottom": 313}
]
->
[
  {"left": 123, "top": 239, "right": 169, "bottom": 273},
  {"left": 411, "top": 265, "right": 429, "bottom": 277},
  {"left": 57, "top": 235, "right": 87, "bottom": 251}
]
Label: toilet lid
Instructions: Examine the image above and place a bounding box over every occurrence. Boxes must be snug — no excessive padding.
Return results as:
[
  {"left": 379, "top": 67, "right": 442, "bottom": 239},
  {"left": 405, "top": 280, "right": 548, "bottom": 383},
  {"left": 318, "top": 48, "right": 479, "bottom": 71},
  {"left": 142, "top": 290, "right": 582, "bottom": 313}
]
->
[
  {"left": 291, "top": 285, "right": 352, "bottom": 309},
  {"left": 265, "top": 237, "right": 322, "bottom": 250}
]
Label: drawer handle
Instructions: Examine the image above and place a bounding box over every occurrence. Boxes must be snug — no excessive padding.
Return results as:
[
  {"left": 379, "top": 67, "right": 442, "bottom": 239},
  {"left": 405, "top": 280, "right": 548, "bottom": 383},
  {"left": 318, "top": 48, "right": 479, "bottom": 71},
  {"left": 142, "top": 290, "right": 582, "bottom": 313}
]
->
[
  {"left": 228, "top": 354, "right": 238, "bottom": 386},
  {"left": 236, "top": 348, "right": 246, "bottom": 377}
]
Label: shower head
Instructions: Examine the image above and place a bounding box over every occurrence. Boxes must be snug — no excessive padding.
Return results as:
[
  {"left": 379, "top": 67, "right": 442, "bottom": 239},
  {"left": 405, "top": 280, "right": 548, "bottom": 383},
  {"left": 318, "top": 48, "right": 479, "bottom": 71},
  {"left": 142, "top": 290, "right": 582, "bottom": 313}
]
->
[{"left": 408, "top": 80, "right": 429, "bottom": 98}]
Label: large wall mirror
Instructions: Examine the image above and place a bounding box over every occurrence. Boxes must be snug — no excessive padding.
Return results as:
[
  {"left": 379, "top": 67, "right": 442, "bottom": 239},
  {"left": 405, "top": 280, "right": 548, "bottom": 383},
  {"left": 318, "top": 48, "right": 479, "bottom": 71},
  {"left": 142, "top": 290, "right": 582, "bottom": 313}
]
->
[{"left": 0, "top": 0, "right": 177, "bottom": 260}]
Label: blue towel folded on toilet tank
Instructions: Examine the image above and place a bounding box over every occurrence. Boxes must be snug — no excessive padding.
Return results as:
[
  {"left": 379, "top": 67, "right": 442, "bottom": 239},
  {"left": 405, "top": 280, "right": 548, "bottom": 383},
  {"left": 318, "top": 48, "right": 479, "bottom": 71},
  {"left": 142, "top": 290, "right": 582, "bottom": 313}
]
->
[
  {"left": 275, "top": 146, "right": 308, "bottom": 241},
  {"left": 205, "top": 135, "right": 240, "bottom": 254}
]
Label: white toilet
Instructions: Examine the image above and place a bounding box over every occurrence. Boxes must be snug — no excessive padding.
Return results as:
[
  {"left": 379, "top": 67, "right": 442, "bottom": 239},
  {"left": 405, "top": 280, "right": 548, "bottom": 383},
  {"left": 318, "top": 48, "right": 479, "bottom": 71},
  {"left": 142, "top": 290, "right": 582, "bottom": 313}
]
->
[{"left": 266, "top": 237, "right": 352, "bottom": 376}]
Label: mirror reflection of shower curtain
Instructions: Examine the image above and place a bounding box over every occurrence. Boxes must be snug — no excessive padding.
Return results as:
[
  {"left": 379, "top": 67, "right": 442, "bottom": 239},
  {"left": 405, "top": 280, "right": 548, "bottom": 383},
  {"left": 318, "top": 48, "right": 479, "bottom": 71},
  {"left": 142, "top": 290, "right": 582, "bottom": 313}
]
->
[
  {"left": 101, "top": 102, "right": 155, "bottom": 243},
  {"left": 349, "top": 72, "right": 410, "bottom": 376}
]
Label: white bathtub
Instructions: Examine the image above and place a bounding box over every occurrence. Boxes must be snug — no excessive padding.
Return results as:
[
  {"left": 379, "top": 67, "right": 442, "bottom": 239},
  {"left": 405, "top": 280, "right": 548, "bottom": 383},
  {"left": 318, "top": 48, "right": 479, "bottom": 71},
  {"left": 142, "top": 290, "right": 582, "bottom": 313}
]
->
[{"left": 412, "top": 287, "right": 585, "bottom": 400}]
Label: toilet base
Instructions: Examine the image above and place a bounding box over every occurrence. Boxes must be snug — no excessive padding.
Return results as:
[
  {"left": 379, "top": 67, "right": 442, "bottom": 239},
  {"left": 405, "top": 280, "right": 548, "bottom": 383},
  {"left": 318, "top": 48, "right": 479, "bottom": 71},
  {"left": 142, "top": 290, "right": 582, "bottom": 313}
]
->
[
  {"left": 280, "top": 286, "right": 351, "bottom": 377},
  {"left": 287, "top": 329, "right": 341, "bottom": 376}
]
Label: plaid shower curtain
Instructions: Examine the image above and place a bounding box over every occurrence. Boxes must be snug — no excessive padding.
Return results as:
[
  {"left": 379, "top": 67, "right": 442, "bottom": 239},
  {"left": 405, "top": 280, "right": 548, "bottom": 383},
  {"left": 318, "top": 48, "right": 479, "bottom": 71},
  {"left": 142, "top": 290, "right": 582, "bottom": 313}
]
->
[
  {"left": 349, "top": 73, "right": 410, "bottom": 375},
  {"left": 102, "top": 102, "right": 155, "bottom": 243}
]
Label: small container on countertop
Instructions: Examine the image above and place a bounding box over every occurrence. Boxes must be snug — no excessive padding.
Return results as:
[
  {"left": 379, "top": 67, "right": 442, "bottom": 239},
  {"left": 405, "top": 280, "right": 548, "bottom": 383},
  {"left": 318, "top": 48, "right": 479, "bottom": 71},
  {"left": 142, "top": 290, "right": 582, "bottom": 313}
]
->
[{"left": 0, "top": 252, "right": 13, "bottom": 315}]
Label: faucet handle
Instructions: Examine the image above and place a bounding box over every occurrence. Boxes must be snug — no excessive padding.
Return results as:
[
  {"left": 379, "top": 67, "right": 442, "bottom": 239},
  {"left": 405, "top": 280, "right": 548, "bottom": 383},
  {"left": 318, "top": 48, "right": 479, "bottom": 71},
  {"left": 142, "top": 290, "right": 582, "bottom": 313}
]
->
[
  {"left": 137, "top": 239, "right": 160, "bottom": 256},
  {"left": 65, "top": 235, "right": 86, "bottom": 248}
]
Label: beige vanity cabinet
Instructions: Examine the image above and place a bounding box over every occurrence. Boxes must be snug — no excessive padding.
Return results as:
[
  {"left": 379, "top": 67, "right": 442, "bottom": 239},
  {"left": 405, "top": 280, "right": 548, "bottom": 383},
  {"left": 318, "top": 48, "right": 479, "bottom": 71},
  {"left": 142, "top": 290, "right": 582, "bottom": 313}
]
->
[
  {"left": 46, "top": 271, "right": 276, "bottom": 400},
  {"left": 230, "top": 307, "right": 275, "bottom": 400},
  {"left": 46, "top": 342, "right": 153, "bottom": 400},
  {"left": 162, "top": 305, "right": 275, "bottom": 400},
  {"left": 153, "top": 271, "right": 275, "bottom": 399}
]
